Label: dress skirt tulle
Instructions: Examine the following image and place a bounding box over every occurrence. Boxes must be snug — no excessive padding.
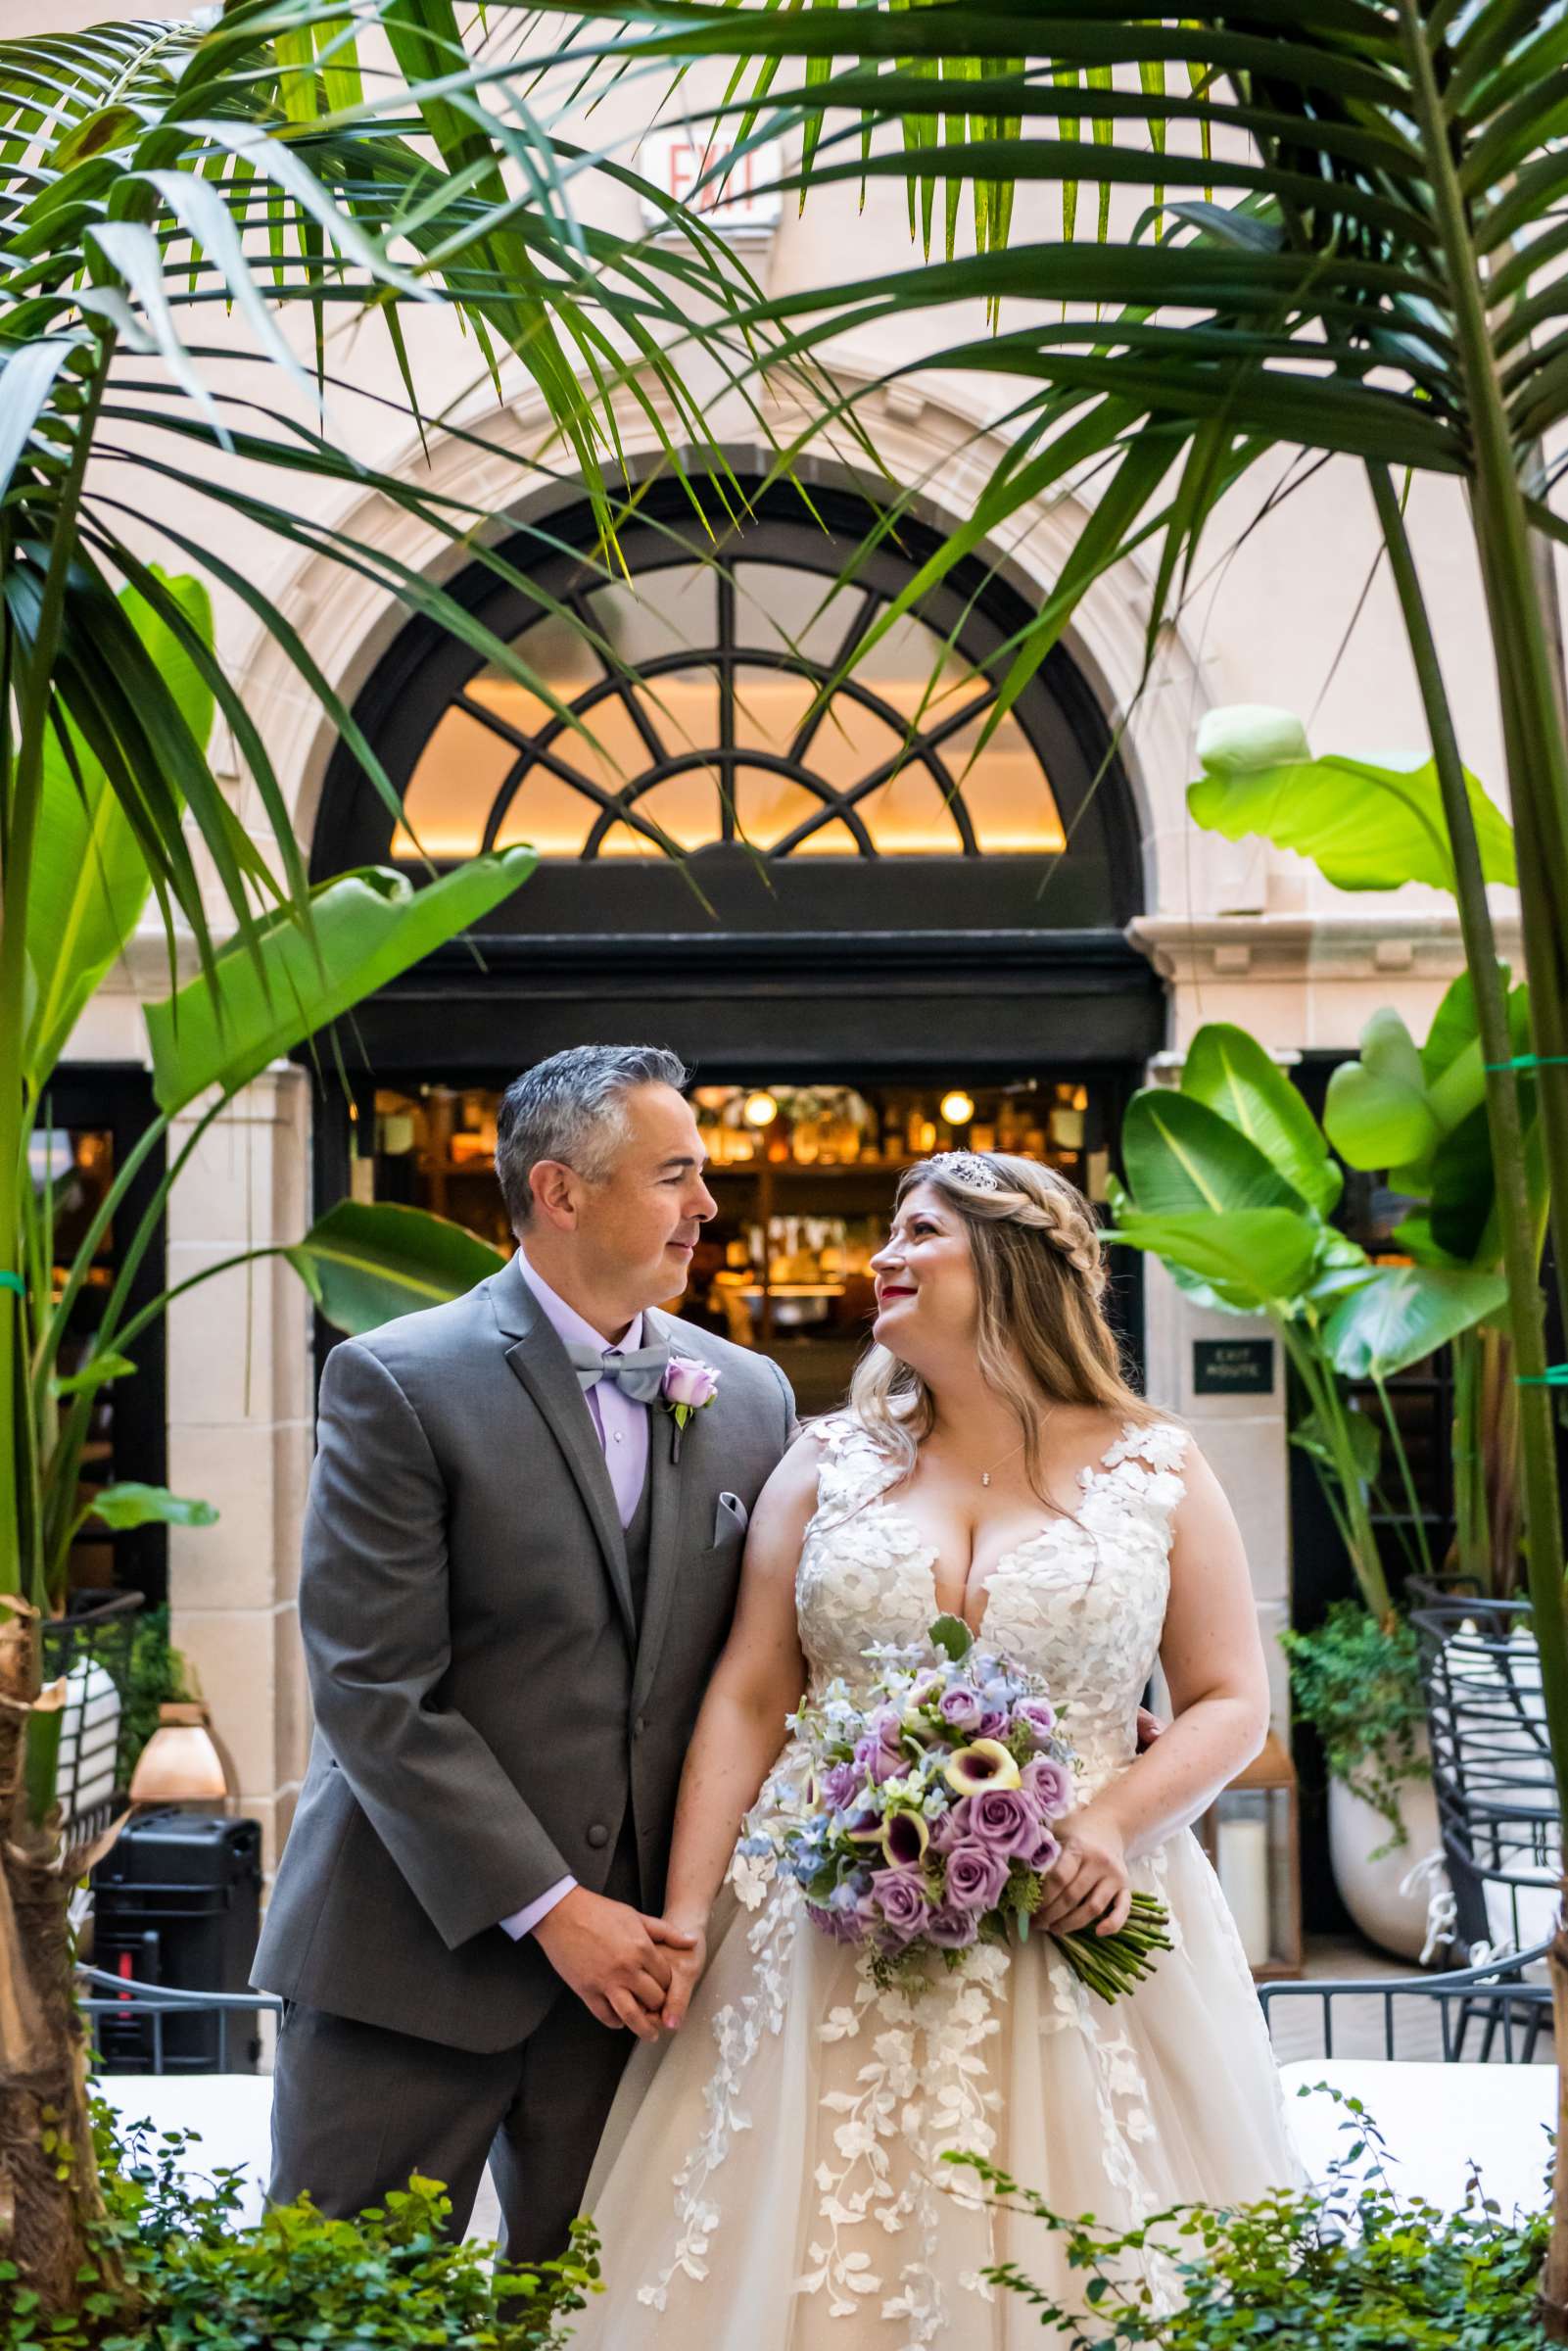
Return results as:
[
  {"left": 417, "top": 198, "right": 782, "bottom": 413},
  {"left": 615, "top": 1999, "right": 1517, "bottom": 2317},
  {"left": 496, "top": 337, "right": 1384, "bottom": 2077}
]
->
[{"left": 572, "top": 1818, "right": 1304, "bottom": 2351}]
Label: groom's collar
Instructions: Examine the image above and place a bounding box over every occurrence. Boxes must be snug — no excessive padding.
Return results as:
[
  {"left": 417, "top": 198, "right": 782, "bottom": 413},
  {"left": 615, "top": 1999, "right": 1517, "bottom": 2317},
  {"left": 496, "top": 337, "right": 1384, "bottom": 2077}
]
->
[
  {"left": 492, "top": 1249, "right": 670, "bottom": 1353},
  {"left": 513, "top": 1250, "right": 644, "bottom": 1357}
]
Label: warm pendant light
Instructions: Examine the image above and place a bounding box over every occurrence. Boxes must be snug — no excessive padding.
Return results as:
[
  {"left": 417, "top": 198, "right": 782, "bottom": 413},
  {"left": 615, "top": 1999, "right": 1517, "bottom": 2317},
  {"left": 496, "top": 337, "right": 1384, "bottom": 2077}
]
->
[{"left": 128, "top": 1703, "right": 230, "bottom": 1806}]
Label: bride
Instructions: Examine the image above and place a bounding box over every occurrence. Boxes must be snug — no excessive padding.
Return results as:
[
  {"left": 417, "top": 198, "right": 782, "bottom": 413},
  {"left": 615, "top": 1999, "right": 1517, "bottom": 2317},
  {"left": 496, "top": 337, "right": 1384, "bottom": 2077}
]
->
[{"left": 572, "top": 1149, "right": 1302, "bottom": 2348}]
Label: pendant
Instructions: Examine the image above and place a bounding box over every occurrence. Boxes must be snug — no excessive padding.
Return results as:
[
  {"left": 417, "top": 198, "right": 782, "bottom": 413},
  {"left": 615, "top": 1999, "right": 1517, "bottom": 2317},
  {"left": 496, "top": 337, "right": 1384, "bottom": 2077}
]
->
[{"left": 981, "top": 1471, "right": 991, "bottom": 1487}]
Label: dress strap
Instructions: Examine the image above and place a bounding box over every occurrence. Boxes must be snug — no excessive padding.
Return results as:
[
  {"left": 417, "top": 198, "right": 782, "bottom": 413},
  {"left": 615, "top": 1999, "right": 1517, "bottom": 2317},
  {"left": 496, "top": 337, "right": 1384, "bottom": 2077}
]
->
[
  {"left": 805, "top": 1411, "right": 899, "bottom": 1518},
  {"left": 1100, "top": 1419, "right": 1191, "bottom": 1528}
]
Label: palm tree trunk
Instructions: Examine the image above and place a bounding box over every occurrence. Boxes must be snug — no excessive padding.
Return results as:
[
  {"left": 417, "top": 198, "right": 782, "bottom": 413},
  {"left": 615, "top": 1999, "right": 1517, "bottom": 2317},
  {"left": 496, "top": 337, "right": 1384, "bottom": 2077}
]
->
[
  {"left": 0, "top": 334, "right": 118, "bottom": 2309},
  {"left": 0, "top": 1608, "right": 108, "bottom": 2311}
]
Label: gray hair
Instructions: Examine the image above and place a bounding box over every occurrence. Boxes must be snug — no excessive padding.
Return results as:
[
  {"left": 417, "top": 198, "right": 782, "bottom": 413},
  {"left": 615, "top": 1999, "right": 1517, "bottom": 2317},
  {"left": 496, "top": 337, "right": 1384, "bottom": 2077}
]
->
[{"left": 496, "top": 1044, "right": 690, "bottom": 1229}]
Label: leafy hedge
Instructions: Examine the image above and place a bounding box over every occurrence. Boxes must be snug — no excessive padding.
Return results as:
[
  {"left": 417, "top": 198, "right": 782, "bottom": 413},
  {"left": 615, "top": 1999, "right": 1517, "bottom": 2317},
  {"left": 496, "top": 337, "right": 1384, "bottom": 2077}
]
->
[
  {"left": 954, "top": 2089, "right": 1549, "bottom": 2350},
  {"left": 1, "top": 2102, "right": 599, "bottom": 2349}
]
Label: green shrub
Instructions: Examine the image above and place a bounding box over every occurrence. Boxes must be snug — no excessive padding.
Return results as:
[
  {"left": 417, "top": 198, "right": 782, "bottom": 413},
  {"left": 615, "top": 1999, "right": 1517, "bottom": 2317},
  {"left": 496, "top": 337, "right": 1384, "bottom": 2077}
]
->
[
  {"left": 1281, "top": 1601, "right": 1430, "bottom": 1851},
  {"left": 0, "top": 2101, "right": 599, "bottom": 2348},
  {"left": 951, "top": 2090, "right": 1549, "bottom": 2349}
]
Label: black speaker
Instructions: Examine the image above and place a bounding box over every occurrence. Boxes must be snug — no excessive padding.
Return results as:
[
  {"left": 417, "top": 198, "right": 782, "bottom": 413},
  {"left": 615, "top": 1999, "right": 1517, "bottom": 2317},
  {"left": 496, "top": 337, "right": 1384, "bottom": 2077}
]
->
[{"left": 91, "top": 1810, "right": 263, "bottom": 2073}]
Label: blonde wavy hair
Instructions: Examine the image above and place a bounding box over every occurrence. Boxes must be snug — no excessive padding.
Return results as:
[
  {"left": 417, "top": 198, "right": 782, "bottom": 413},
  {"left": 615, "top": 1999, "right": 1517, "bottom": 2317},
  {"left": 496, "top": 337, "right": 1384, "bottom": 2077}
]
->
[{"left": 848, "top": 1151, "right": 1160, "bottom": 1507}]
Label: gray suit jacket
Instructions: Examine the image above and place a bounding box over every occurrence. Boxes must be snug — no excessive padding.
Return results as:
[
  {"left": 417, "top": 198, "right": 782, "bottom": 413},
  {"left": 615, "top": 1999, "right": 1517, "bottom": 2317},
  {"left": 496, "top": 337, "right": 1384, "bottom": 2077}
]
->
[{"left": 252, "top": 1254, "right": 794, "bottom": 2052}]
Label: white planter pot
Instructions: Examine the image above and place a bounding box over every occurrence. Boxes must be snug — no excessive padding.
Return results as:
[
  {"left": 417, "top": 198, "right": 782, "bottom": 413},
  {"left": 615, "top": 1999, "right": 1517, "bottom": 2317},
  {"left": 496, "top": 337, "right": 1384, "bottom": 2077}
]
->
[{"left": 1328, "top": 1749, "right": 1442, "bottom": 1962}]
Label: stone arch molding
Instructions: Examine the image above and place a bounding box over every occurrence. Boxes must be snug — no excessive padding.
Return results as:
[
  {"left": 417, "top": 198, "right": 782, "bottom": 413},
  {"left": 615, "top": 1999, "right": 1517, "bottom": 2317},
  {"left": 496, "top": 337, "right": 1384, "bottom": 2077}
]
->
[{"left": 231, "top": 360, "right": 1219, "bottom": 920}]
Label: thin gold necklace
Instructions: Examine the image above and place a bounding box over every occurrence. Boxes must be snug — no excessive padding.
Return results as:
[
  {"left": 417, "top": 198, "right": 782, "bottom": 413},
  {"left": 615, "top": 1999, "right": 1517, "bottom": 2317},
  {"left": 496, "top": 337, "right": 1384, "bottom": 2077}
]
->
[
  {"left": 975, "top": 1405, "right": 1057, "bottom": 1486},
  {"left": 977, "top": 1438, "right": 1023, "bottom": 1488}
]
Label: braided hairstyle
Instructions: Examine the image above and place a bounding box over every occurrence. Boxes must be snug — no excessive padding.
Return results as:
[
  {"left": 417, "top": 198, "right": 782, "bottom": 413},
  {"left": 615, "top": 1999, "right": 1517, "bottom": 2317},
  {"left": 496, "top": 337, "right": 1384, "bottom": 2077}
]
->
[{"left": 849, "top": 1151, "right": 1159, "bottom": 1507}]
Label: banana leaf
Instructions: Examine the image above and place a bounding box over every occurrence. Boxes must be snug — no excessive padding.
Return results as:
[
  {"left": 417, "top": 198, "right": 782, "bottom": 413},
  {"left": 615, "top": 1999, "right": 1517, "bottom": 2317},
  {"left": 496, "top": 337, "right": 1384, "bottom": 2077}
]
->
[
  {"left": 287, "top": 1200, "right": 507, "bottom": 1334},
  {"left": 145, "top": 850, "right": 536, "bottom": 1114}
]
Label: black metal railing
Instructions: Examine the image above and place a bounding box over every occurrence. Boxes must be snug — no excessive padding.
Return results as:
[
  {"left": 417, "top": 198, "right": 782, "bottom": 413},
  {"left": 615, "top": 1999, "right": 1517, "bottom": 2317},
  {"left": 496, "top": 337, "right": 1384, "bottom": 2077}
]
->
[
  {"left": 77, "top": 1967, "right": 281, "bottom": 2076},
  {"left": 1259, "top": 1940, "right": 1551, "bottom": 2065}
]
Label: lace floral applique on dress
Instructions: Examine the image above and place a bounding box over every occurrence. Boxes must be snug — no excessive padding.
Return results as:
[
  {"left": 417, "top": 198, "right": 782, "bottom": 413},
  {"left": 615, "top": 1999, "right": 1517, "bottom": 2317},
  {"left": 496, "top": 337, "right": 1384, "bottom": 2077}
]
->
[
  {"left": 574, "top": 1412, "right": 1305, "bottom": 2351},
  {"left": 800, "top": 1943, "right": 1009, "bottom": 2343}
]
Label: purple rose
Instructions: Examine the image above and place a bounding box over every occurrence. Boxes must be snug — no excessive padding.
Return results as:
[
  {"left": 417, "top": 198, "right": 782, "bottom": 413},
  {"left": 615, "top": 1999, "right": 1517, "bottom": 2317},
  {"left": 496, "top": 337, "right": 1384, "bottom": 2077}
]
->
[
  {"left": 966, "top": 1787, "right": 1041, "bottom": 1860},
  {"left": 873, "top": 1865, "right": 931, "bottom": 1946},
  {"left": 1022, "top": 1755, "right": 1073, "bottom": 1817},
  {"left": 870, "top": 1704, "right": 904, "bottom": 1749},
  {"left": 662, "top": 1356, "right": 720, "bottom": 1409},
  {"left": 942, "top": 1841, "right": 1011, "bottom": 1914},
  {"left": 975, "top": 1706, "right": 1012, "bottom": 1740},
  {"left": 925, "top": 1904, "right": 980, "bottom": 1950},
  {"left": 1013, "top": 1700, "right": 1057, "bottom": 1748},
  {"left": 811, "top": 1876, "right": 879, "bottom": 1943},
  {"left": 1028, "top": 1828, "right": 1062, "bottom": 1874},
  {"left": 806, "top": 1899, "right": 858, "bottom": 1944},
  {"left": 819, "top": 1761, "right": 860, "bottom": 1811},
  {"left": 938, "top": 1686, "right": 985, "bottom": 1734},
  {"left": 853, "top": 1733, "right": 902, "bottom": 1786},
  {"left": 927, "top": 1801, "right": 965, "bottom": 1854}
]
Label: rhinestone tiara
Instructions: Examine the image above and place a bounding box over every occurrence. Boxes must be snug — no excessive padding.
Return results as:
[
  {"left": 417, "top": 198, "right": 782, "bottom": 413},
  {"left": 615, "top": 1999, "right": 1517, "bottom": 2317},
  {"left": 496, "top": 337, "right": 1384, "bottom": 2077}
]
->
[{"left": 928, "top": 1150, "right": 1003, "bottom": 1192}]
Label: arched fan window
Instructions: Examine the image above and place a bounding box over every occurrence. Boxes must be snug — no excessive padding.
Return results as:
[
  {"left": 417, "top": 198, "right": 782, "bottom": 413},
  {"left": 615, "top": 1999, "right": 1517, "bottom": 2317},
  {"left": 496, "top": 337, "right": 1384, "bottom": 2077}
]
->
[
  {"left": 392, "top": 557, "right": 1065, "bottom": 865},
  {"left": 314, "top": 481, "right": 1141, "bottom": 936}
]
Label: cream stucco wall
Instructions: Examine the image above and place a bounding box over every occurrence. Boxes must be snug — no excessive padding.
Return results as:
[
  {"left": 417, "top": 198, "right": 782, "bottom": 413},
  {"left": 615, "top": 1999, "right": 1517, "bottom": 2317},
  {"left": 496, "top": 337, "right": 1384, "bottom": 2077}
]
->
[{"left": 22, "top": 0, "right": 1522, "bottom": 1862}]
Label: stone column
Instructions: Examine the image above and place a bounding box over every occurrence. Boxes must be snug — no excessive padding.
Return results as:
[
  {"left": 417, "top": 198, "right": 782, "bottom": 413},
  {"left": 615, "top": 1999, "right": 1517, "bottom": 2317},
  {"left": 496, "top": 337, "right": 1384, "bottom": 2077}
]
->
[
  {"left": 163, "top": 1068, "right": 314, "bottom": 1876},
  {"left": 1139, "top": 1256, "right": 1292, "bottom": 1728}
]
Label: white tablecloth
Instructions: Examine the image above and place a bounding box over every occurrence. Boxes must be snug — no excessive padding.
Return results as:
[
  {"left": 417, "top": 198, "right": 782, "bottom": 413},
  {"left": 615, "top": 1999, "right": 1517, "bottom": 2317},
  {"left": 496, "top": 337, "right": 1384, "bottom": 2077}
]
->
[
  {"left": 96, "top": 2060, "right": 1556, "bottom": 2239},
  {"left": 1281, "top": 2059, "right": 1554, "bottom": 2219},
  {"left": 95, "top": 2073, "right": 275, "bottom": 2227}
]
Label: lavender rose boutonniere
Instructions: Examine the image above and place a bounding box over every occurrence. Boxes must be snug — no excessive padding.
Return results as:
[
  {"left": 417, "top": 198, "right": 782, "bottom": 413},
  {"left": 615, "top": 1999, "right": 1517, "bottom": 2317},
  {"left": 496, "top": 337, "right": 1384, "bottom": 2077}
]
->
[{"left": 661, "top": 1354, "right": 720, "bottom": 1461}]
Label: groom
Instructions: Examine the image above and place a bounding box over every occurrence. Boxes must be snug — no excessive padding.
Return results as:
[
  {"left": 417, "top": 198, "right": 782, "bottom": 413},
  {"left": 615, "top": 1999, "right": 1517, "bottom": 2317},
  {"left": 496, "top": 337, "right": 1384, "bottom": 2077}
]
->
[{"left": 254, "top": 1044, "right": 794, "bottom": 2260}]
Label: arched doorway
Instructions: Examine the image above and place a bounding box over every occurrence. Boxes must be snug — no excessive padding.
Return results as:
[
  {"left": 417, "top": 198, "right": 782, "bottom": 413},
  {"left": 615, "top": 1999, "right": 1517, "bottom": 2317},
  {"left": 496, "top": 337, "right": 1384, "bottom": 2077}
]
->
[{"left": 309, "top": 477, "right": 1161, "bottom": 1405}]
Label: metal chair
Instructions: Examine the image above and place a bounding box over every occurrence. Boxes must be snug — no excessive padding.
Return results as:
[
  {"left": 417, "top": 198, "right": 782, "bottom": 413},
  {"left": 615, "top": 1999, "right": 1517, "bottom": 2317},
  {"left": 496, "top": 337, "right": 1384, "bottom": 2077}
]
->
[
  {"left": 1259, "top": 1938, "right": 1552, "bottom": 2064},
  {"left": 1409, "top": 1591, "right": 1560, "bottom": 1992}
]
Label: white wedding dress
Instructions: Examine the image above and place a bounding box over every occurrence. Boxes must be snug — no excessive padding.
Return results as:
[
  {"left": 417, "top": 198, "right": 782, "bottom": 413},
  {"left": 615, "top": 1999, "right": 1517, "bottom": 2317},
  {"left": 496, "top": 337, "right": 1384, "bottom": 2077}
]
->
[{"left": 573, "top": 1415, "right": 1302, "bottom": 2349}]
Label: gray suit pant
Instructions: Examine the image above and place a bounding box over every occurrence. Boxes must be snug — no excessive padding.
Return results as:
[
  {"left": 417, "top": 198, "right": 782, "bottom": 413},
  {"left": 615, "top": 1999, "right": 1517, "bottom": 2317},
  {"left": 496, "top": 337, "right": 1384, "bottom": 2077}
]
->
[{"left": 266, "top": 1831, "right": 639, "bottom": 2265}]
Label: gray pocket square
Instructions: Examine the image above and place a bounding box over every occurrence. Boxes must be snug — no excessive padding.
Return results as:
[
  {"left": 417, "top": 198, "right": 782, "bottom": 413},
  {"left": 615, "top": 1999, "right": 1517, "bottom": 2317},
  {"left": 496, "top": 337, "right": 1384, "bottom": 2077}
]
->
[{"left": 714, "top": 1491, "right": 749, "bottom": 1542}]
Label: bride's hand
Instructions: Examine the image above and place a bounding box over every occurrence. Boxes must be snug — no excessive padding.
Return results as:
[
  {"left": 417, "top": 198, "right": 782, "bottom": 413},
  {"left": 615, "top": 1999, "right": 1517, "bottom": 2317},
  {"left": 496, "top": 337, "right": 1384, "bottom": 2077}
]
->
[
  {"left": 658, "top": 1917, "right": 709, "bottom": 2031},
  {"left": 1034, "top": 1807, "right": 1132, "bottom": 1939}
]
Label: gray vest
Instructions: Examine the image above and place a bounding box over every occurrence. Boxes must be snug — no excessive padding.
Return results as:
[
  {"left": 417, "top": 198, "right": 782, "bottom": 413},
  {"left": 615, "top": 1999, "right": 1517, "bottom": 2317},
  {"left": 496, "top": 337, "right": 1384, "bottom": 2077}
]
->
[{"left": 624, "top": 1461, "right": 653, "bottom": 1629}]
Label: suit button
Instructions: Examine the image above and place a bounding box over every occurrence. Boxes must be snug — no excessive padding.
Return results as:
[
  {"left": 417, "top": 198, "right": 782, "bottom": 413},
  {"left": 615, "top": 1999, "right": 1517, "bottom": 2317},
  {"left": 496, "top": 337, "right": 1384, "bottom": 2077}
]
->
[
  {"left": 634, "top": 1714, "right": 647, "bottom": 1737},
  {"left": 587, "top": 1823, "right": 609, "bottom": 1849}
]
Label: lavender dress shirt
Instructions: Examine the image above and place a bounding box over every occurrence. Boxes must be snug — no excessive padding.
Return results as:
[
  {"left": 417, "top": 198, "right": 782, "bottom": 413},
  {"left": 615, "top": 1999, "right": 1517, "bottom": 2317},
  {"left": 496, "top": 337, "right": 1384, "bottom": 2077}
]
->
[{"left": 499, "top": 1253, "right": 651, "bottom": 1942}]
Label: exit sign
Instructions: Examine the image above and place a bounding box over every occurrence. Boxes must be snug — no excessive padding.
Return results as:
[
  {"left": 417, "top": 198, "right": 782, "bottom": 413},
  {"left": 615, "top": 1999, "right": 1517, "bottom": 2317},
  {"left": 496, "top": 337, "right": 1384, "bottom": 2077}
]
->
[
  {"left": 1193, "top": 1338, "right": 1275, "bottom": 1396},
  {"left": 637, "top": 131, "right": 784, "bottom": 239}
]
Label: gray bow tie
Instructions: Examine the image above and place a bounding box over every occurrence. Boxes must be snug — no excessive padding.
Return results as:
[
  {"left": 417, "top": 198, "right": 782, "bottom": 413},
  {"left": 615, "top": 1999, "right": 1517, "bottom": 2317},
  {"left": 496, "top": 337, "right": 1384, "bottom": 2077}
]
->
[{"left": 563, "top": 1338, "right": 671, "bottom": 1405}]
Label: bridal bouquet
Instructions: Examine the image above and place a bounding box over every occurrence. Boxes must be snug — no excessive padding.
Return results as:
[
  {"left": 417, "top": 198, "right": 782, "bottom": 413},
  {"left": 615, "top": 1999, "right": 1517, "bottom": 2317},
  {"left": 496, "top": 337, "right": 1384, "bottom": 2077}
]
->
[{"left": 762, "top": 1615, "right": 1171, "bottom": 1998}]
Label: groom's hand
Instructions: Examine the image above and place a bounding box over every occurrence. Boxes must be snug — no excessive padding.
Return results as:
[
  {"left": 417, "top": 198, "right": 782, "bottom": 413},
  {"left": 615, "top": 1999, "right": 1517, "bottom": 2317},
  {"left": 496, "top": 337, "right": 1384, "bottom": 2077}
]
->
[{"left": 533, "top": 1887, "right": 697, "bottom": 2040}]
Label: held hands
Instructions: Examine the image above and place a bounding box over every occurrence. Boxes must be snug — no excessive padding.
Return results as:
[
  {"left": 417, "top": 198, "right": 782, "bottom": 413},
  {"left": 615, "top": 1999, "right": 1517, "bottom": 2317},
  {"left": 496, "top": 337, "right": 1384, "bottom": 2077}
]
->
[
  {"left": 1035, "top": 1805, "right": 1133, "bottom": 1940},
  {"left": 656, "top": 1916, "right": 709, "bottom": 2033},
  {"left": 533, "top": 1886, "right": 698, "bottom": 2041}
]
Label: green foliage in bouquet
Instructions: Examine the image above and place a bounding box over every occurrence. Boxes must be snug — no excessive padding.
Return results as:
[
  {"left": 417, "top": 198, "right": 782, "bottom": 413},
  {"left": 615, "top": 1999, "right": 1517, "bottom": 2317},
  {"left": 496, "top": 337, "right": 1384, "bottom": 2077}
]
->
[
  {"left": 1280, "top": 1602, "right": 1430, "bottom": 1854},
  {"left": 950, "top": 2090, "right": 1548, "bottom": 2349},
  {"left": 0, "top": 2101, "right": 599, "bottom": 2350}
]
